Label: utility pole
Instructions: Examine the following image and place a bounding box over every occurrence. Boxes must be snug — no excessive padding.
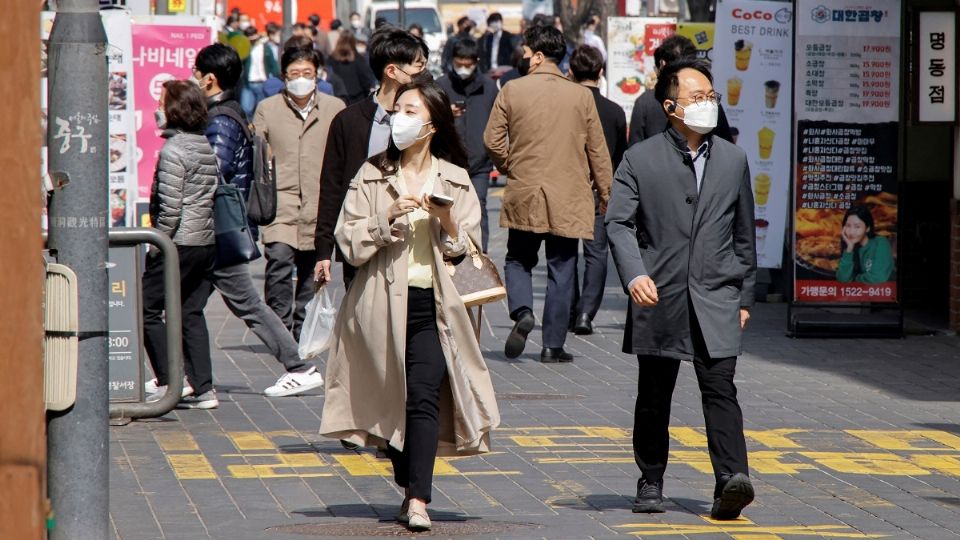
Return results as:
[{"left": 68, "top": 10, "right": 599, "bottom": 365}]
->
[
  {"left": 45, "top": 0, "right": 110, "bottom": 539},
  {"left": 399, "top": 0, "right": 406, "bottom": 30},
  {"left": 283, "top": 0, "right": 293, "bottom": 42}
]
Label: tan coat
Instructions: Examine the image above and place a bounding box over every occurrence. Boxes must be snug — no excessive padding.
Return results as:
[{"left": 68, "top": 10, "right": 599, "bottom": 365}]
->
[
  {"left": 483, "top": 63, "right": 613, "bottom": 240},
  {"left": 254, "top": 93, "right": 345, "bottom": 251},
  {"left": 319, "top": 158, "right": 500, "bottom": 456}
]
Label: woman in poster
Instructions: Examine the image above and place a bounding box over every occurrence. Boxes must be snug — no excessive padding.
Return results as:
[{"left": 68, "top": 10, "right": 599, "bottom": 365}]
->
[{"left": 836, "top": 205, "right": 894, "bottom": 284}]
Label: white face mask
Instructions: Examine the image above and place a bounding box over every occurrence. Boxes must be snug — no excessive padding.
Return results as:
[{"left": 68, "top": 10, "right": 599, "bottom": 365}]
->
[
  {"left": 675, "top": 101, "right": 718, "bottom": 134},
  {"left": 286, "top": 77, "right": 315, "bottom": 98},
  {"left": 391, "top": 113, "right": 432, "bottom": 150},
  {"left": 351, "top": 19, "right": 362, "bottom": 28},
  {"left": 154, "top": 109, "right": 167, "bottom": 129},
  {"left": 489, "top": 22, "right": 502, "bottom": 32},
  {"left": 454, "top": 65, "right": 476, "bottom": 79},
  {"left": 239, "top": 21, "right": 251, "bottom": 31}
]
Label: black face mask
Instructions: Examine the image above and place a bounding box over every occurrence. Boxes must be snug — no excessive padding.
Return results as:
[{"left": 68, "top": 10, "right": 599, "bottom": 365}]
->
[{"left": 517, "top": 56, "right": 531, "bottom": 76}]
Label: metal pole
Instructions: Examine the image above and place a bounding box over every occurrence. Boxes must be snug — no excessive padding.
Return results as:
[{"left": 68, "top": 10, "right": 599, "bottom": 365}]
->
[
  {"left": 156, "top": 0, "right": 169, "bottom": 15},
  {"left": 46, "top": 0, "right": 110, "bottom": 538},
  {"left": 282, "top": 0, "right": 293, "bottom": 43},
  {"left": 399, "top": 0, "right": 406, "bottom": 30}
]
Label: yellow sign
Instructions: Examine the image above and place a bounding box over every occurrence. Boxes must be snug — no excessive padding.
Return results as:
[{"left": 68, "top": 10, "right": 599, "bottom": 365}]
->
[
  {"left": 167, "top": 0, "right": 186, "bottom": 13},
  {"left": 677, "top": 22, "right": 716, "bottom": 62}
]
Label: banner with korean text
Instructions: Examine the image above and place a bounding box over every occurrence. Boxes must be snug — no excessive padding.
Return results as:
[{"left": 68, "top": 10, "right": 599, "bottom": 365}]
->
[
  {"left": 793, "top": 0, "right": 901, "bottom": 304},
  {"left": 606, "top": 17, "right": 677, "bottom": 117},
  {"left": 131, "top": 21, "right": 212, "bottom": 200},
  {"left": 713, "top": 0, "right": 794, "bottom": 269}
]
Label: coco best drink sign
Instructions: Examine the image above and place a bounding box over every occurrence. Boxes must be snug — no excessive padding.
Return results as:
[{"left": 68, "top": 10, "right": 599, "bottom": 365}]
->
[
  {"left": 713, "top": 0, "right": 794, "bottom": 269},
  {"left": 792, "top": 0, "right": 900, "bottom": 304}
]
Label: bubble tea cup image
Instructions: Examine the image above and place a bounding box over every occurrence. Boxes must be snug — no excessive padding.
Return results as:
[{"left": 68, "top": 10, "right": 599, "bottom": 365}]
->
[
  {"left": 735, "top": 39, "right": 753, "bottom": 71},
  {"left": 764, "top": 80, "right": 781, "bottom": 109},
  {"left": 727, "top": 77, "right": 743, "bottom": 106},
  {"left": 753, "top": 173, "right": 771, "bottom": 207},
  {"left": 757, "top": 127, "right": 775, "bottom": 160}
]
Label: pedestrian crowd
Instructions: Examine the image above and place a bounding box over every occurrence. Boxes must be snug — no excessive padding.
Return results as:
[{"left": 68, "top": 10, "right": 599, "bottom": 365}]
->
[{"left": 141, "top": 11, "right": 758, "bottom": 532}]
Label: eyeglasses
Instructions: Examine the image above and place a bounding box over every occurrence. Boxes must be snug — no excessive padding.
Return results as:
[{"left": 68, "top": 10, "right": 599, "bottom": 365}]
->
[
  {"left": 675, "top": 93, "right": 722, "bottom": 106},
  {"left": 286, "top": 70, "right": 317, "bottom": 79}
]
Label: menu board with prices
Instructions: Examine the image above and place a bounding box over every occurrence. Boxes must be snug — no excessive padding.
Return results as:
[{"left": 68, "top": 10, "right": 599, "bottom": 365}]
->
[
  {"left": 713, "top": 0, "right": 794, "bottom": 269},
  {"left": 793, "top": 0, "right": 901, "bottom": 305}
]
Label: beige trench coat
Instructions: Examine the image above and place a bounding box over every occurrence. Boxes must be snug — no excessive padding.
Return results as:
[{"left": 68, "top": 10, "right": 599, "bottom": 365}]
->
[
  {"left": 319, "top": 157, "right": 501, "bottom": 456},
  {"left": 253, "top": 93, "right": 345, "bottom": 251},
  {"left": 483, "top": 62, "right": 613, "bottom": 240}
]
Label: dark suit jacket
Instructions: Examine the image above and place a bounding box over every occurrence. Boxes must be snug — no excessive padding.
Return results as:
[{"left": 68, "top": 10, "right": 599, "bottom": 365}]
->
[
  {"left": 314, "top": 98, "right": 378, "bottom": 261},
  {"left": 605, "top": 127, "right": 756, "bottom": 360},
  {"left": 588, "top": 86, "right": 627, "bottom": 171},
  {"left": 437, "top": 72, "right": 499, "bottom": 176},
  {"left": 480, "top": 31, "right": 516, "bottom": 73},
  {"left": 628, "top": 90, "right": 734, "bottom": 147}
]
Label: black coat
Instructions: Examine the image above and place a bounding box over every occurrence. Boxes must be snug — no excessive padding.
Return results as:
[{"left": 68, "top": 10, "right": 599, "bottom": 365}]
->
[
  {"left": 628, "top": 90, "right": 734, "bottom": 147},
  {"left": 605, "top": 128, "right": 757, "bottom": 361},
  {"left": 436, "top": 72, "right": 498, "bottom": 176},
  {"left": 479, "top": 31, "right": 516, "bottom": 73},
  {"left": 314, "top": 98, "right": 378, "bottom": 260},
  {"left": 328, "top": 58, "right": 377, "bottom": 105},
  {"left": 588, "top": 86, "right": 627, "bottom": 171}
]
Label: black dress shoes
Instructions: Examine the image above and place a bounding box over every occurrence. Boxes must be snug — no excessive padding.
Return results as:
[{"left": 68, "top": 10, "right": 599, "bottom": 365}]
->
[
  {"left": 505, "top": 310, "right": 535, "bottom": 359},
  {"left": 540, "top": 347, "right": 574, "bottom": 363},
  {"left": 632, "top": 478, "right": 665, "bottom": 513},
  {"left": 572, "top": 314, "right": 593, "bottom": 335},
  {"left": 710, "top": 473, "right": 754, "bottom": 520}
]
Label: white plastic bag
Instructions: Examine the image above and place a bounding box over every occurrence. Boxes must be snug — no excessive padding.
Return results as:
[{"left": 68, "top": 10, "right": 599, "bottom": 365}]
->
[{"left": 298, "top": 288, "right": 337, "bottom": 360}]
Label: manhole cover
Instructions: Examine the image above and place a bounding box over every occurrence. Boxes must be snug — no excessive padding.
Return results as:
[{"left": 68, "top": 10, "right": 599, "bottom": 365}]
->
[
  {"left": 496, "top": 393, "right": 584, "bottom": 400},
  {"left": 268, "top": 520, "right": 538, "bottom": 537}
]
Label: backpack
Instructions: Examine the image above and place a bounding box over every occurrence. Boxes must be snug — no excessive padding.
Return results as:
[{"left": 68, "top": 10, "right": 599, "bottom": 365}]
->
[{"left": 208, "top": 105, "right": 277, "bottom": 225}]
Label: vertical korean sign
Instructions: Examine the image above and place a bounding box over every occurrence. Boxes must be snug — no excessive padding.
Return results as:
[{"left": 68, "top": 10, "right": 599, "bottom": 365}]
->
[
  {"left": 714, "top": 0, "right": 793, "bottom": 269},
  {"left": 606, "top": 17, "right": 677, "bottom": 117},
  {"left": 917, "top": 12, "right": 957, "bottom": 123},
  {"left": 793, "top": 1, "right": 900, "bottom": 303},
  {"left": 132, "top": 22, "right": 212, "bottom": 200}
]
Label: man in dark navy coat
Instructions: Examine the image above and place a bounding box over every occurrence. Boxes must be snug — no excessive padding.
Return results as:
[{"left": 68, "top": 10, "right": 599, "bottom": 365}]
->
[{"left": 605, "top": 57, "right": 757, "bottom": 520}]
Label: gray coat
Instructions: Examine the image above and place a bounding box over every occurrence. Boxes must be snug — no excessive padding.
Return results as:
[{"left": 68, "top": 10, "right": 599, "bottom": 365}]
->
[
  {"left": 150, "top": 130, "right": 218, "bottom": 246},
  {"left": 605, "top": 128, "right": 756, "bottom": 360}
]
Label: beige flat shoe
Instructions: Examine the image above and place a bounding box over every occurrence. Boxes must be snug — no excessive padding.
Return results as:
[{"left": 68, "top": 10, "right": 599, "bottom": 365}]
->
[
  {"left": 396, "top": 497, "right": 410, "bottom": 524},
  {"left": 406, "top": 510, "right": 431, "bottom": 531}
]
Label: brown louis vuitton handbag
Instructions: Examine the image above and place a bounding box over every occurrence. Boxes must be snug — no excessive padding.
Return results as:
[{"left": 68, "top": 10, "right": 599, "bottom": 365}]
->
[{"left": 445, "top": 238, "right": 507, "bottom": 307}]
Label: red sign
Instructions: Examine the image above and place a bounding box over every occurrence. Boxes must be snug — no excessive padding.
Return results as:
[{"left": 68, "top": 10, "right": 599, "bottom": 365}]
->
[
  {"left": 228, "top": 0, "right": 335, "bottom": 30},
  {"left": 644, "top": 23, "right": 676, "bottom": 56}
]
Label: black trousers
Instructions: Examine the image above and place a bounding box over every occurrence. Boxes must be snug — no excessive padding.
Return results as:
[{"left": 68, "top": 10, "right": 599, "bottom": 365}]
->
[
  {"left": 573, "top": 203, "right": 609, "bottom": 321},
  {"left": 264, "top": 242, "right": 315, "bottom": 341},
  {"left": 504, "top": 229, "right": 579, "bottom": 348},
  {"left": 633, "top": 314, "right": 748, "bottom": 497},
  {"left": 387, "top": 287, "right": 448, "bottom": 503},
  {"left": 143, "top": 245, "right": 216, "bottom": 395}
]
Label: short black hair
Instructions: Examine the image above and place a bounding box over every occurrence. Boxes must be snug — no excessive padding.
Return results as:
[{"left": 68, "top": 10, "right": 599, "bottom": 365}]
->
[
  {"left": 308, "top": 13, "right": 320, "bottom": 26},
  {"left": 265, "top": 22, "right": 280, "bottom": 35},
  {"left": 654, "top": 57, "right": 714, "bottom": 105},
  {"left": 281, "top": 45, "right": 322, "bottom": 75},
  {"left": 487, "top": 12, "right": 503, "bottom": 24},
  {"left": 195, "top": 43, "right": 242, "bottom": 90},
  {"left": 531, "top": 13, "right": 552, "bottom": 27},
  {"left": 452, "top": 38, "right": 480, "bottom": 61},
  {"left": 293, "top": 22, "right": 307, "bottom": 31},
  {"left": 654, "top": 35, "right": 698, "bottom": 68},
  {"left": 457, "top": 16, "right": 471, "bottom": 28},
  {"left": 523, "top": 24, "right": 565, "bottom": 64},
  {"left": 368, "top": 27, "right": 428, "bottom": 81},
  {"left": 569, "top": 45, "right": 604, "bottom": 82},
  {"left": 330, "top": 19, "right": 342, "bottom": 31}
]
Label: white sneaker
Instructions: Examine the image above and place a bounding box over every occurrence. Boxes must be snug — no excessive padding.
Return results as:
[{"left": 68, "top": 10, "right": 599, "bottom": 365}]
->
[
  {"left": 264, "top": 367, "right": 324, "bottom": 397},
  {"left": 146, "top": 378, "right": 194, "bottom": 402},
  {"left": 176, "top": 390, "right": 219, "bottom": 409}
]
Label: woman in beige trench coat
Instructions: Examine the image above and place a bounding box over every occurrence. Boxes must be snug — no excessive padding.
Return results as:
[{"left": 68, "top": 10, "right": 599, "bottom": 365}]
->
[{"left": 319, "top": 79, "right": 500, "bottom": 531}]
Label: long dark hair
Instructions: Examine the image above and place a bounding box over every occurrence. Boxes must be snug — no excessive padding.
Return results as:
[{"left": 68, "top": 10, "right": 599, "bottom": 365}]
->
[
  {"left": 380, "top": 77, "right": 469, "bottom": 170},
  {"left": 841, "top": 205, "right": 877, "bottom": 276}
]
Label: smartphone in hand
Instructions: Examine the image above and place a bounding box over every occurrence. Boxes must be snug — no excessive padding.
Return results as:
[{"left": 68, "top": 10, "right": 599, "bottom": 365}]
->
[{"left": 428, "top": 193, "right": 454, "bottom": 207}]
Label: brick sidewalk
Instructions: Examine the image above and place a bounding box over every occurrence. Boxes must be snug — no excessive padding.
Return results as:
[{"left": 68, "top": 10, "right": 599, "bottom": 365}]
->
[{"left": 109, "top": 194, "right": 960, "bottom": 539}]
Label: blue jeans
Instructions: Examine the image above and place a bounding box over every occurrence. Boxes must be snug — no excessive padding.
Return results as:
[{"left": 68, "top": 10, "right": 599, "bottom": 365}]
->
[{"left": 241, "top": 81, "right": 266, "bottom": 119}]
